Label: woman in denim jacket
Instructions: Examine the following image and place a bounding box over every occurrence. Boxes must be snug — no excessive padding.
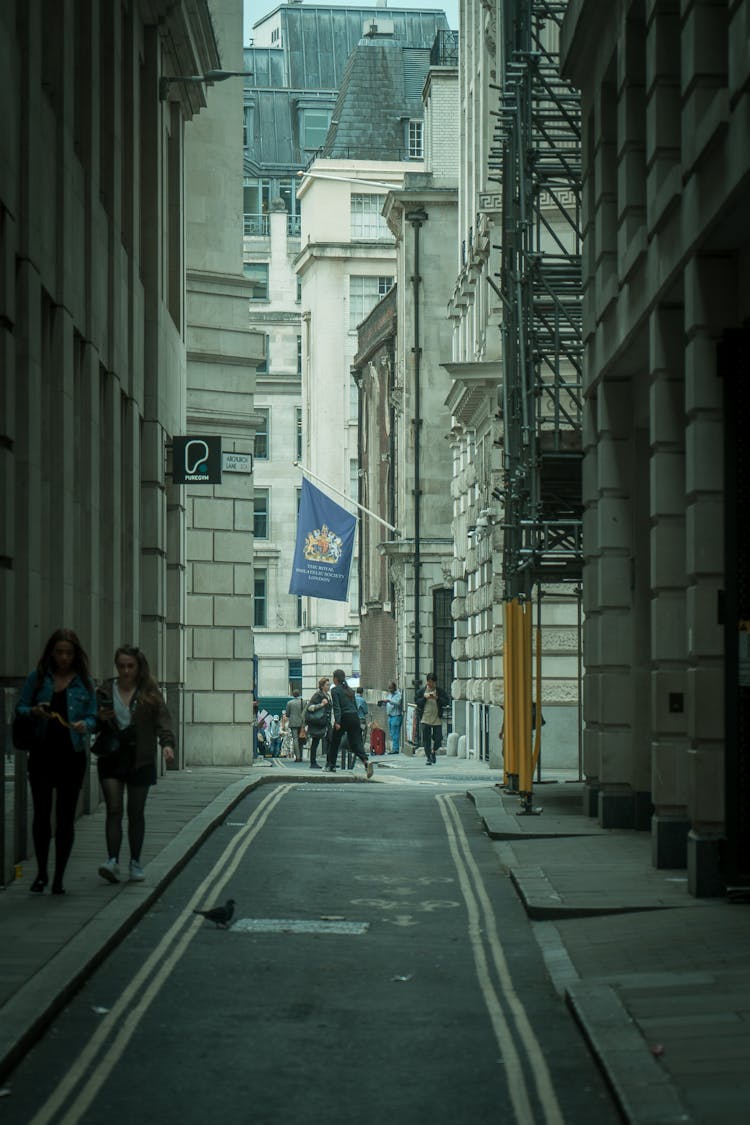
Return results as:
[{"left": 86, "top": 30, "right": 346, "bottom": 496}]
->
[{"left": 15, "top": 628, "right": 98, "bottom": 894}]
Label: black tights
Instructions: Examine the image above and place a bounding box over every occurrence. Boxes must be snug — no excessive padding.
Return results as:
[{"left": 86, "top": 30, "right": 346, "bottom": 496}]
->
[
  {"left": 29, "top": 761, "right": 86, "bottom": 891},
  {"left": 100, "top": 778, "right": 149, "bottom": 862}
]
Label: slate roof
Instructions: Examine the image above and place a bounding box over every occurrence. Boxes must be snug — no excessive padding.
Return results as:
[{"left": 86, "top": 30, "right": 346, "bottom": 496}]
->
[
  {"left": 243, "top": 4, "right": 449, "bottom": 173},
  {"left": 321, "top": 36, "right": 429, "bottom": 162}
]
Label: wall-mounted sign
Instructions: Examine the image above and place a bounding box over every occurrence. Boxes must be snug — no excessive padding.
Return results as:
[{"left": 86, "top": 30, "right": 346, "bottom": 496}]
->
[
  {"left": 172, "top": 436, "right": 222, "bottom": 484},
  {"left": 222, "top": 451, "right": 254, "bottom": 474}
]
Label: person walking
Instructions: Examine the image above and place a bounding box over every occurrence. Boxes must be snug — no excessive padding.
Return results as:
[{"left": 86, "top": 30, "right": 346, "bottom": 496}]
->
[
  {"left": 327, "top": 670, "right": 373, "bottom": 778},
  {"left": 95, "top": 645, "right": 175, "bottom": 884},
  {"left": 384, "top": 681, "right": 403, "bottom": 754},
  {"left": 415, "top": 673, "right": 450, "bottom": 765},
  {"left": 353, "top": 686, "right": 369, "bottom": 767},
  {"left": 15, "top": 628, "right": 98, "bottom": 894},
  {"left": 305, "top": 676, "right": 332, "bottom": 770},
  {"left": 268, "top": 714, "right": 282, "bottom": 757},
  {"left": 284, "top": 689, "right": 306, "bottom": 762}
]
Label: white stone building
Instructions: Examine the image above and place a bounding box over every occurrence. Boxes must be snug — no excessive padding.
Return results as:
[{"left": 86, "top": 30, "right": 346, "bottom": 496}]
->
[{"left": 242, "top": 4, "right": 449, "bottom": 704}]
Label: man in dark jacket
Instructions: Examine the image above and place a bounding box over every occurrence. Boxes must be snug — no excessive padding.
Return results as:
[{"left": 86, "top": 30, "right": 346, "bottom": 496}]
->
[{"left": 415, "top": 673, "right": 451, "bottom": 765}]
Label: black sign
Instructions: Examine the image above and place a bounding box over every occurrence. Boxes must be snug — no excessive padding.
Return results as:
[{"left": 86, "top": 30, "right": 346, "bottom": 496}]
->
[{"left": 172, "top": 436, "right": 223, "bottom": 485}]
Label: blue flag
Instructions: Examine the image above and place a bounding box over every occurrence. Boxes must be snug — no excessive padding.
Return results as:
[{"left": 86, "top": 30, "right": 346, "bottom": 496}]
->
[{"left": 288, "top": 478, "right": 357, "bottom": 601}]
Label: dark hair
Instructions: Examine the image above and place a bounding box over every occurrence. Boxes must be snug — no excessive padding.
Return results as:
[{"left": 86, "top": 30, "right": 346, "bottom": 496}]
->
[
  {"left": 426, "top": 672, "right": 437, "bottom": 683},
  {"left": 332, "top": 669, "right": 354, "bottom": 699},
  {"left": 38, "top": 628, "right": 93, "bottom": 689},
  {"left": 114, "top": 645, "right": 163, "bottom": 708},
  {"left": 388, "top": 681, "right": 397, "bottom": 692}
]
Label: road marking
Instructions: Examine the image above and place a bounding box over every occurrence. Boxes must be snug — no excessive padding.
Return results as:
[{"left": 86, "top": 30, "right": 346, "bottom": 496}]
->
[
  {"left": 232, "top": 918, "right": 369, "bottom": 935},
  {"left": 29, "top": 784, "right": 292, "bottom": 1125},
  {"left": 437, "top": 793, "right": 565, "bottom": 1125},
  {"left": 382, "top": 915, "right": 419, "bottom": 928}
]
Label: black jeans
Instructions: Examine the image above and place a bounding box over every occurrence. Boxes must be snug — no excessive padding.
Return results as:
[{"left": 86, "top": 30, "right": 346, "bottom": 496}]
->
[
  {"left": 328, "top": 712, "right": 367, "bottom": 769},
  {"left": 308, "top": 730, "right": 328, "bottom": 765},
  {"left": 422, "top": 724, "right": 442, "bottom": 758}
]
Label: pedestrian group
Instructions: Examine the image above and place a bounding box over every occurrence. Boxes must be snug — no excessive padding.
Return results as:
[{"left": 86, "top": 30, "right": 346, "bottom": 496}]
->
[
  {"left": 14, "top": 629, "right": 453, "bottom": 896},
  {"left": 14, "top": 628, "right": 175, "bottom": 894}
]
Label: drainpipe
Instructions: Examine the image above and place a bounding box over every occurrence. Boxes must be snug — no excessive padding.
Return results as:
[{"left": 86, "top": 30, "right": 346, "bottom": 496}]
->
[{"left": 406, "top": 207, "right": 428, "bottom": 691}]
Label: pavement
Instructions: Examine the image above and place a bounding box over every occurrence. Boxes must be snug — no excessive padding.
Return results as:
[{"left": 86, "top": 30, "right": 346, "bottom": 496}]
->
[{"left": 1, "top": 751, "right": 748, "bottom": 1124}]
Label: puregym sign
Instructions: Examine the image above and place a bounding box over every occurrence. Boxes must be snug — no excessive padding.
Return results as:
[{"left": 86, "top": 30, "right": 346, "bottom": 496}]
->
[{"left": 172, "top": 436, "right": 223, "bottom": 484}]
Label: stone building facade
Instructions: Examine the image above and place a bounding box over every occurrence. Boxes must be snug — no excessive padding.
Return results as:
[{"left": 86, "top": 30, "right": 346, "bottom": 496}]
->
[
  {"left": 0, "top": 0, "right": 261, "bottom": 769},
  {"left": 560, "top": 0, "right": 750, "bottom": 893},
  {"left": 447, "top": 1, "right": 582, "bottom": 769}
]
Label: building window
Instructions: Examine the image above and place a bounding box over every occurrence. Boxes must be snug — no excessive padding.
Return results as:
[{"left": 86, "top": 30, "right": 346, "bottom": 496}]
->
[
  {"left": 297, "top": 335, "right": 302, "bottom": 376},
  {"left": 302, "top": 109, "right": 331, "bottom": 151},
  {"left": 296, "top": 407, "right": 303, "bottom": 460},
  {"left": 296, "top": 274, "right": 302, "bottom": 303},
  {"left": 296, "top": 596, "right": 303, "bottom": 628},
  {"left": 254, "top": 490, "right": 269, "bottom": 539},
  {"left": 351, "top": 194, "right": 391, "bottom": 240},
  {"left": 254, "top": 409, "right": 269, "bottom": 460},
  {"left": 408, "top": 120, "right": 424, "bottom": 159},
  {"left": 254, "top": 570, "right": 267, "bottom": 627},
  {"left": 256, "top": 334, "right": 269, "bottom": 375},
  {"left": 244, "top": 262, "right": 269, "bottom": 300},
  {"left": 433, "top": 588, "right": 454, "bottom": 701},
  {"left": 288, "top": 658, "right": 302, "bottom": 692},
  {"left": 349, "top": 275, "right": 394, "bottom": 330}
]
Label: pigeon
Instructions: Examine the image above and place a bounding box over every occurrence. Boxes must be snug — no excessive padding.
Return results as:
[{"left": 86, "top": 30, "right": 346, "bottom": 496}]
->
[{"left": 194, "top": 898, "right": 235, "bottom": 929}]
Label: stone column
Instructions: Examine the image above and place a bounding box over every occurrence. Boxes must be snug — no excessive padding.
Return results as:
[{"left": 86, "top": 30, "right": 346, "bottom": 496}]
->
[
  {"left": 649, "top": 305, "right": 690, "bottom": 866},
  {"left": 684, "top": 254, "right": 729, "bottom": 895},
  {"left": 588, "top": 374, "right": 652, "bottom": 828}
]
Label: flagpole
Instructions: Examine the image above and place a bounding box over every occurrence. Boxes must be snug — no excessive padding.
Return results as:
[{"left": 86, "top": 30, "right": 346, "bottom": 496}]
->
[{"left": 293, "top": 462, "right": 399, "bottom": 535}]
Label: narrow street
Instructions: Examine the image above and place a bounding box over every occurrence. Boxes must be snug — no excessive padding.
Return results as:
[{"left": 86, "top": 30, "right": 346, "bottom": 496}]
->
[{"left": 2, "top": 776, "right": 619, "bottom": 1125}]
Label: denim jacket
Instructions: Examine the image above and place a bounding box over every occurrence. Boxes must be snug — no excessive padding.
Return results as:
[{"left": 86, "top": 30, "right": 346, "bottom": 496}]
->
[{"left": 16, "top": 670, "right": 98, "bottom": 752}]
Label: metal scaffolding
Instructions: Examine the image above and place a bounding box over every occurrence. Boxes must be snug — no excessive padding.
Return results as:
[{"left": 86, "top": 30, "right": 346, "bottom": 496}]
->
[
  {"left": 492, "top": 0, "right": 583, "bottom": 599},
  {"left": 488, "top": 2, "right": 584, "bottom": 809}
]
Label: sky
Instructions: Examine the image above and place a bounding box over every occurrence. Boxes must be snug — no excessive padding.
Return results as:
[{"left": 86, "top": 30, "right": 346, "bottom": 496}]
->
[{"left": 243, "top": 0, "right": 460, "bottom": 45}]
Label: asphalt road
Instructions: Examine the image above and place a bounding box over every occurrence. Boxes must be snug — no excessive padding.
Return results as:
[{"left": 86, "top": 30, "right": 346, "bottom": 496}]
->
[{"left": 2, "top": 776, "right": 620, "bottom": 1125}]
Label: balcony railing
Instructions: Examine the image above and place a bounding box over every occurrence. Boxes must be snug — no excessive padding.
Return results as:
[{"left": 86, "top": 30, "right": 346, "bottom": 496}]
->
[
  {"left": 244, "top": 213, "right": 302, "bottom": 237},
  {"left": 431, "top": 29, "right": 459, "bottom": 67}
]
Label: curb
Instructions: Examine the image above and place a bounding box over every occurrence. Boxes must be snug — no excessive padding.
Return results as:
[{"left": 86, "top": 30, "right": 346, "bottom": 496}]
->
[{"left": 566, "top": 982, "right": 695, "bottom": 1125}]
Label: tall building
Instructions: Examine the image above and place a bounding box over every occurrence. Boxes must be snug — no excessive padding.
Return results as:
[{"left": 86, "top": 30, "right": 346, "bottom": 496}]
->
[
  {"left": 447, "top": 1, "right": 582, "bottom": 771},
  {"left": 560, "top": 1, "right": 750, "bottom": 895},
  {"left": 242, "top": 3, "right": 449, "bottom": 704},
  {"left": 0, "top": 0, "right": 262, "bottom": 784}
]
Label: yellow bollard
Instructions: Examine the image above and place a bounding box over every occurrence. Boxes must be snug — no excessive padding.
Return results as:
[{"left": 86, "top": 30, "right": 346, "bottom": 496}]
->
[{"left": 518, "top": 601, "right": 533, "bottom": 794}]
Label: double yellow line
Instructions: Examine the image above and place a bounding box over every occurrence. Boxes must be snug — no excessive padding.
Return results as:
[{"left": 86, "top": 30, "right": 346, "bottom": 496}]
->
[
  {"left": 31, "top": 785, "right": 292, "bottom": 1125},
  {"left": 437, "top": 794, "right": 564, "bottom": 1125}
]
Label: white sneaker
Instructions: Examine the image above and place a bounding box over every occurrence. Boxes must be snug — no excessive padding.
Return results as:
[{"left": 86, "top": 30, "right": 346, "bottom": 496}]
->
[
  {"left": 98, "top": 857, "right": 120, "bottom": 884},
  {"left": 129, "top": 860, "right": 145, "bottom": 882}
]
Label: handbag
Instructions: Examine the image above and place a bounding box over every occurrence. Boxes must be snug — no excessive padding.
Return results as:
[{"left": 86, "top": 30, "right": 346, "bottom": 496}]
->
[
  {"left": 12, "top": 712, "right": 39, "bottom": 751},
  {"left": 12, "top": 674, "right": 43, "bottom": 751},
  {"left": 91, "top": 724, "right": 137, "bottom": 760}
]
